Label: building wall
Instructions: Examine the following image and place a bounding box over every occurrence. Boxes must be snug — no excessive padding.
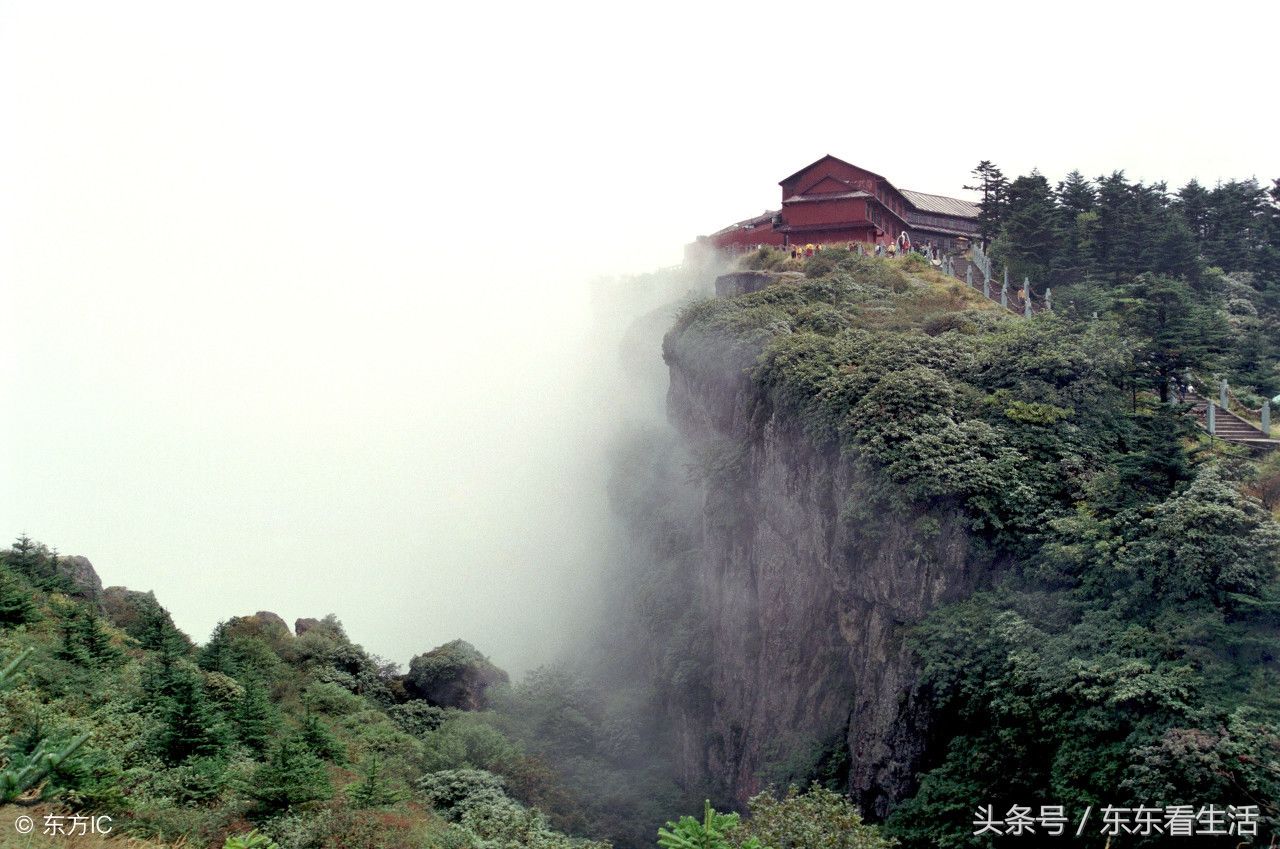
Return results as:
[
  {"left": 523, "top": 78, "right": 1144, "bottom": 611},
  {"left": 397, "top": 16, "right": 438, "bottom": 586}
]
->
[
  {"left": 782, "top": 158, "right": 911, "bottom": 227},
  {"left": 782, "top": 158, "right": 879, "bottom": 199},
  {"left": 782, "top": 197, "right": 869, "bottom": 228},
  {"left": 783, "top": 225, "right": 878, "bottom": 247}
]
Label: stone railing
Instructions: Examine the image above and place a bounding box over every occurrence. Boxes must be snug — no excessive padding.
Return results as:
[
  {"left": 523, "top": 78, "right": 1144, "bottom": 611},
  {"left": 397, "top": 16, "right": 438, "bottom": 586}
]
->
[{"left": 1180, "top": 373, "right": 1271, "bottom": 438}]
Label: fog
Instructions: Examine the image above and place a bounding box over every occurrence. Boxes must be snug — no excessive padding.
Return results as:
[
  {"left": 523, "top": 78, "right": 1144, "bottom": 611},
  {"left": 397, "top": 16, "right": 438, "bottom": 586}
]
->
[{"left": 3, "top": 1, "right": 1277, "bottom": 673}]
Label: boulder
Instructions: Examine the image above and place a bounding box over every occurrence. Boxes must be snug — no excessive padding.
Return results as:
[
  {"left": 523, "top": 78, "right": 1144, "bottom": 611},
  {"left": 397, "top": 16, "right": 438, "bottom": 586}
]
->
[
  {"left": 56, "top": 555, "right": 103, "bottom": 606},
  {"left": 295, "top": 617, "right": 323, "bottom": 637},
  {"left": 405, "top": 639, "right": 508, "bottom": 710}
]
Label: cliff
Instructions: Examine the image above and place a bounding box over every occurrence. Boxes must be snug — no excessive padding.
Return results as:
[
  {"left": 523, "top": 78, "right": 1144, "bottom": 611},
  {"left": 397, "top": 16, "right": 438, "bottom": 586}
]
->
[{"left": 653, "top": 261, "right": 997, "bottom": 816}]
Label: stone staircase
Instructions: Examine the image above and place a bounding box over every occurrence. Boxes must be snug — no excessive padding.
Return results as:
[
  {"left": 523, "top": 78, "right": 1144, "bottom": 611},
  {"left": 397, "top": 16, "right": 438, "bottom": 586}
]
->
[
  {"left": 1185, "top": 391, "right": 1279, "bottom": 453},
  {"left": 947, "top": 255, "right": 1042, "bottom": 316}
]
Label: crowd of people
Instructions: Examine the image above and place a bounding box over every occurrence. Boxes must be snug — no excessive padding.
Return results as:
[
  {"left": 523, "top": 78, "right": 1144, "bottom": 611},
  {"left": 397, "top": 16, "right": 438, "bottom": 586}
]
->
[{"left": 786, "top": 233, "right": 946, "bottom": 263}]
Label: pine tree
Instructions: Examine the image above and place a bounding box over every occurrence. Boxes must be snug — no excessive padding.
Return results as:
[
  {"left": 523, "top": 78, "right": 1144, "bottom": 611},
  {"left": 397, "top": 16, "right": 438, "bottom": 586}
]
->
[
  {"left": 0, "top": 568, "right": 37, "bottom": 626},
  {"left": 297, "top": 712, "right": 346, "bottom": 764},
  {"left": 964, "top": 160, "right": 1009, "bottom": 243},
  {"left": 1056, "top": 170, "right": 1096, "bottom": 217},
  {"left": 247, "top": 736, "right": 331, "bottom": 813},
  {"left": 346, "top": 753, "right": 402, "bottom": 808},
  {"left": 152, "top": 664, "right": 228, "bottom": 764},
  {"left": 997, "top": 170, "right": 1060, "bottom": 279},
  {"left": 1117, "top": 274, "right": 1229, "bottom": 401},
  {"left": 57, "top": 604, "right": 123, "bottom": 667},
  {"left": 1177, "top": 178, "right": 1213, "bottom": 248},
  {"left": 234, "top": 677, "right": 279, "bottom": 754}
]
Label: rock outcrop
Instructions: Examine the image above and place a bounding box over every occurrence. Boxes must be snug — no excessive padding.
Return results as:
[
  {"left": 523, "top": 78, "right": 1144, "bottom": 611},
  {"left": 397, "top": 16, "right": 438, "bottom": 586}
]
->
[
  {"left": 405, "top": 639, "right": 509, "bottom": 710},
  {"left": 294, "top": 617, "right": 323, "bottom": 637},
  {"left": 57, "top": 555, "right": 104, "bottom": 607},
  {"left": 656, "top": 309, "right": 992, "bottom": 816}
]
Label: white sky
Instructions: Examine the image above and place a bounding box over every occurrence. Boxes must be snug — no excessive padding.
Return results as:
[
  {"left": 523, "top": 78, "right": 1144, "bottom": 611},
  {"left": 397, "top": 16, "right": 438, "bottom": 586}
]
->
[{"left": 2, "top": 1, "right": 1277, "bottom": 672}]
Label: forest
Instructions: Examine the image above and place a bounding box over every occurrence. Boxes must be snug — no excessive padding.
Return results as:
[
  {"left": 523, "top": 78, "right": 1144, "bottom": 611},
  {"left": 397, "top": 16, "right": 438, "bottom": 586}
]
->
[{"left": 2, "top": 162, "right": 1279, "bottom": 849}]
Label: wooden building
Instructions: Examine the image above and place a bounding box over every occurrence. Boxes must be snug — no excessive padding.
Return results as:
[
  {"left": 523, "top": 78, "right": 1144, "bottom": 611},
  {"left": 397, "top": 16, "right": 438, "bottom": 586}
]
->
[{"left": 698, "top": 155, "right": 981, "bottom": 254}]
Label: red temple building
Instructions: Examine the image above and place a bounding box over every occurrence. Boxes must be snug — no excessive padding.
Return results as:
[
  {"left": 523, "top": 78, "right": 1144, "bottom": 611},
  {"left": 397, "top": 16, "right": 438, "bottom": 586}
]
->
[{"left": 698, "top": 154, "right": 982, "bottom": 254}]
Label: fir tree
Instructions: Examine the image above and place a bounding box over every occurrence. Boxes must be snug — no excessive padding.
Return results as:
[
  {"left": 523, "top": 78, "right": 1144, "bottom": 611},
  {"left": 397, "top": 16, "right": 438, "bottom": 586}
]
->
[
  {"left": 1204, "top": 178, "right": 1269, "bottom": 272},
  {"left": 997, "top": 170, "right": 1059, "bottom": 279},
  {"left": 247, "top": 736, "right": 331, "bottom": 813},
  {"left": 297, "top": 712, "right": 346, "bottom": 764},
  {"left": 0, "top": 568, "right": 37, "bottom": 626},
  {"left": 346, "top": 753, "right": 402, "bottom": 808},
  {"left": 1176, "top": 178, "right": 1212, "bottom": 246},
  {"left": 234, "top": 677, "right": 279, "bottom": 754},
  {"left": 133, "top": 593, "right": 189, "bottom": 656},
  {"left": 1054, "top": 170, "right": 1098, "bottom": 272},
  {"left": 964, "top": 160, "right": 1009, "bottom": 242},
  {"left": 1117, "top": 273, "right": 1229, "bottom": 401},
  {"left": 57, "top": 604, "right": 123, "bottom": 667},
  {"left": 152, "top": 664, "right": 228, "bottom": 764},
  {"left": 1056, "top": 169, "right": 1096, "bottom": 217}
]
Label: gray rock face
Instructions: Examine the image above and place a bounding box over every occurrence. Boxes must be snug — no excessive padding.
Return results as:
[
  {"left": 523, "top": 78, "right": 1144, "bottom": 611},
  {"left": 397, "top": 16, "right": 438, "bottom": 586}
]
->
[
  {"left": 713, "top": 271, "right": 802, "bottom": 297},
  {"left": 661, "top": 330, "right": 990, "bottom": 816},
  {"left": 294, "top": 617, "right": 323, "bottom": 637},
  {"left": 57, "top": 555, "right": 104, "bottom": 606}
]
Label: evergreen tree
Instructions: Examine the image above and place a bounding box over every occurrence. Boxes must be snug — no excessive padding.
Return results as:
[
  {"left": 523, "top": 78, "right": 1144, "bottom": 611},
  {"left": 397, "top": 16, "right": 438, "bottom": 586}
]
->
[
  {"left": 1204, "top": 178, "right": 1269, "bottom": 272},
  {"left": 996, "top": 170, "right": 1060, "bottom": 279},
  {"left": 1093, "top": 170, "right": 1137, "bottom": 278},
  {"left": 5, "top": 535, "right": 39, "bottom": 576},
  {"left": 234, "top": 677, "right": 279, "bottom": 754},
  {"left": 1056, "top": 169, "right": 1096, "bottom": 217},
  {"left": 1176, "top": 178, "right": 1212, "bottom": 247},
  {"left": 1117, "top": 273, "right": 1229, "bottom": 401},
  {"left": 57, "top": 604, "right": 123, "bottom": 668},
  {"left": 346, "top": 753, "right": 402, "bottom": 808},
  {"left": 297, "top": 713, "right": 346, "bottom": 764},
  {"left": 133, "top": 593, "right": 190, "bottom": 656},
  {"left": 1053, "top": 170, "right": 1098, "bottom": 273},
  {"left": 0, "top": 568, "right": 37, "bottom": 626},
  {"left": 152, "top": 663, "right": 228, "bottom": 764},
  {"left": 3, "top": 537, "right": 75, "bottom": 595},
  {"left": 964, "top": 160, "right": 1009, "bottom": 243},
  {"left": 247, "top": 736, "right": 331, "bottom": 813}
]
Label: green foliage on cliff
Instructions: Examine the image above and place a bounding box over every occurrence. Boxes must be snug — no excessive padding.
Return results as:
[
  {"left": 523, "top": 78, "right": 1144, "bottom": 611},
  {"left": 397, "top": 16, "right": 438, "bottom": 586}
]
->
[
  {"left": 0, "top": 538, "right": 612, "bottom": 849},
  {"left": 666, "top": 250, "right": 1280, "bottom": 847},
  {"left": 655, "top": 788, "right": 894, "bottom": 849}
]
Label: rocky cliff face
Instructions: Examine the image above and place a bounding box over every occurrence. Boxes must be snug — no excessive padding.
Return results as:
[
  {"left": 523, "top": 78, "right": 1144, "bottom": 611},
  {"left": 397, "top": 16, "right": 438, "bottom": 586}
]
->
[{"left": 659, "top": 309, "right": 990, "bottom": 817}]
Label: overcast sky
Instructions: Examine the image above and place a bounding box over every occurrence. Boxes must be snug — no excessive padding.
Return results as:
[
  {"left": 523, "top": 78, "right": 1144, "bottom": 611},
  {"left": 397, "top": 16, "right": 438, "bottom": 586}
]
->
[{"left": 2, "top": 1, "right": 1277, "bottom": 673}]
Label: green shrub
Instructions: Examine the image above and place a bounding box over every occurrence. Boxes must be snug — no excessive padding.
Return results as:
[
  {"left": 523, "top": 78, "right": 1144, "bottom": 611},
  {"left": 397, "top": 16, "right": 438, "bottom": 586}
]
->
[
  {"left": 735, "top": 784, "right": 893, "bottom": 849},
  {"left": 224, "top": 832, "right": 281, "bottom": 849},
  {"left": 246, "top": 736, "right": 332, "bottom": 815}
]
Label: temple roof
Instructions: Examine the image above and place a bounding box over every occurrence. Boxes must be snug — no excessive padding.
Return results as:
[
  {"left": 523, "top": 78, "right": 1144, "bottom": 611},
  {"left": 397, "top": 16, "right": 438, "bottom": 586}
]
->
[{"left": 901, "top": 189, "right": 980, "bottom": 219}]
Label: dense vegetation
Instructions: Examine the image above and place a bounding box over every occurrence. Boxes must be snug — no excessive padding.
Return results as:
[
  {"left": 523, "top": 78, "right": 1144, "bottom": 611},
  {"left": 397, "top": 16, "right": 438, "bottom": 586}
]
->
[
  {"left": 0, "top": 539, "right": 894, "bottom": 849},
  {"left": 0, "top": 540, "right": 628, "bottom": 848},
  {"left": 967, "top": 161, "right": 1280, "bottom": 397},
  {"left": 665, "top": 175, "right": 1279, "bottom": 845}
]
